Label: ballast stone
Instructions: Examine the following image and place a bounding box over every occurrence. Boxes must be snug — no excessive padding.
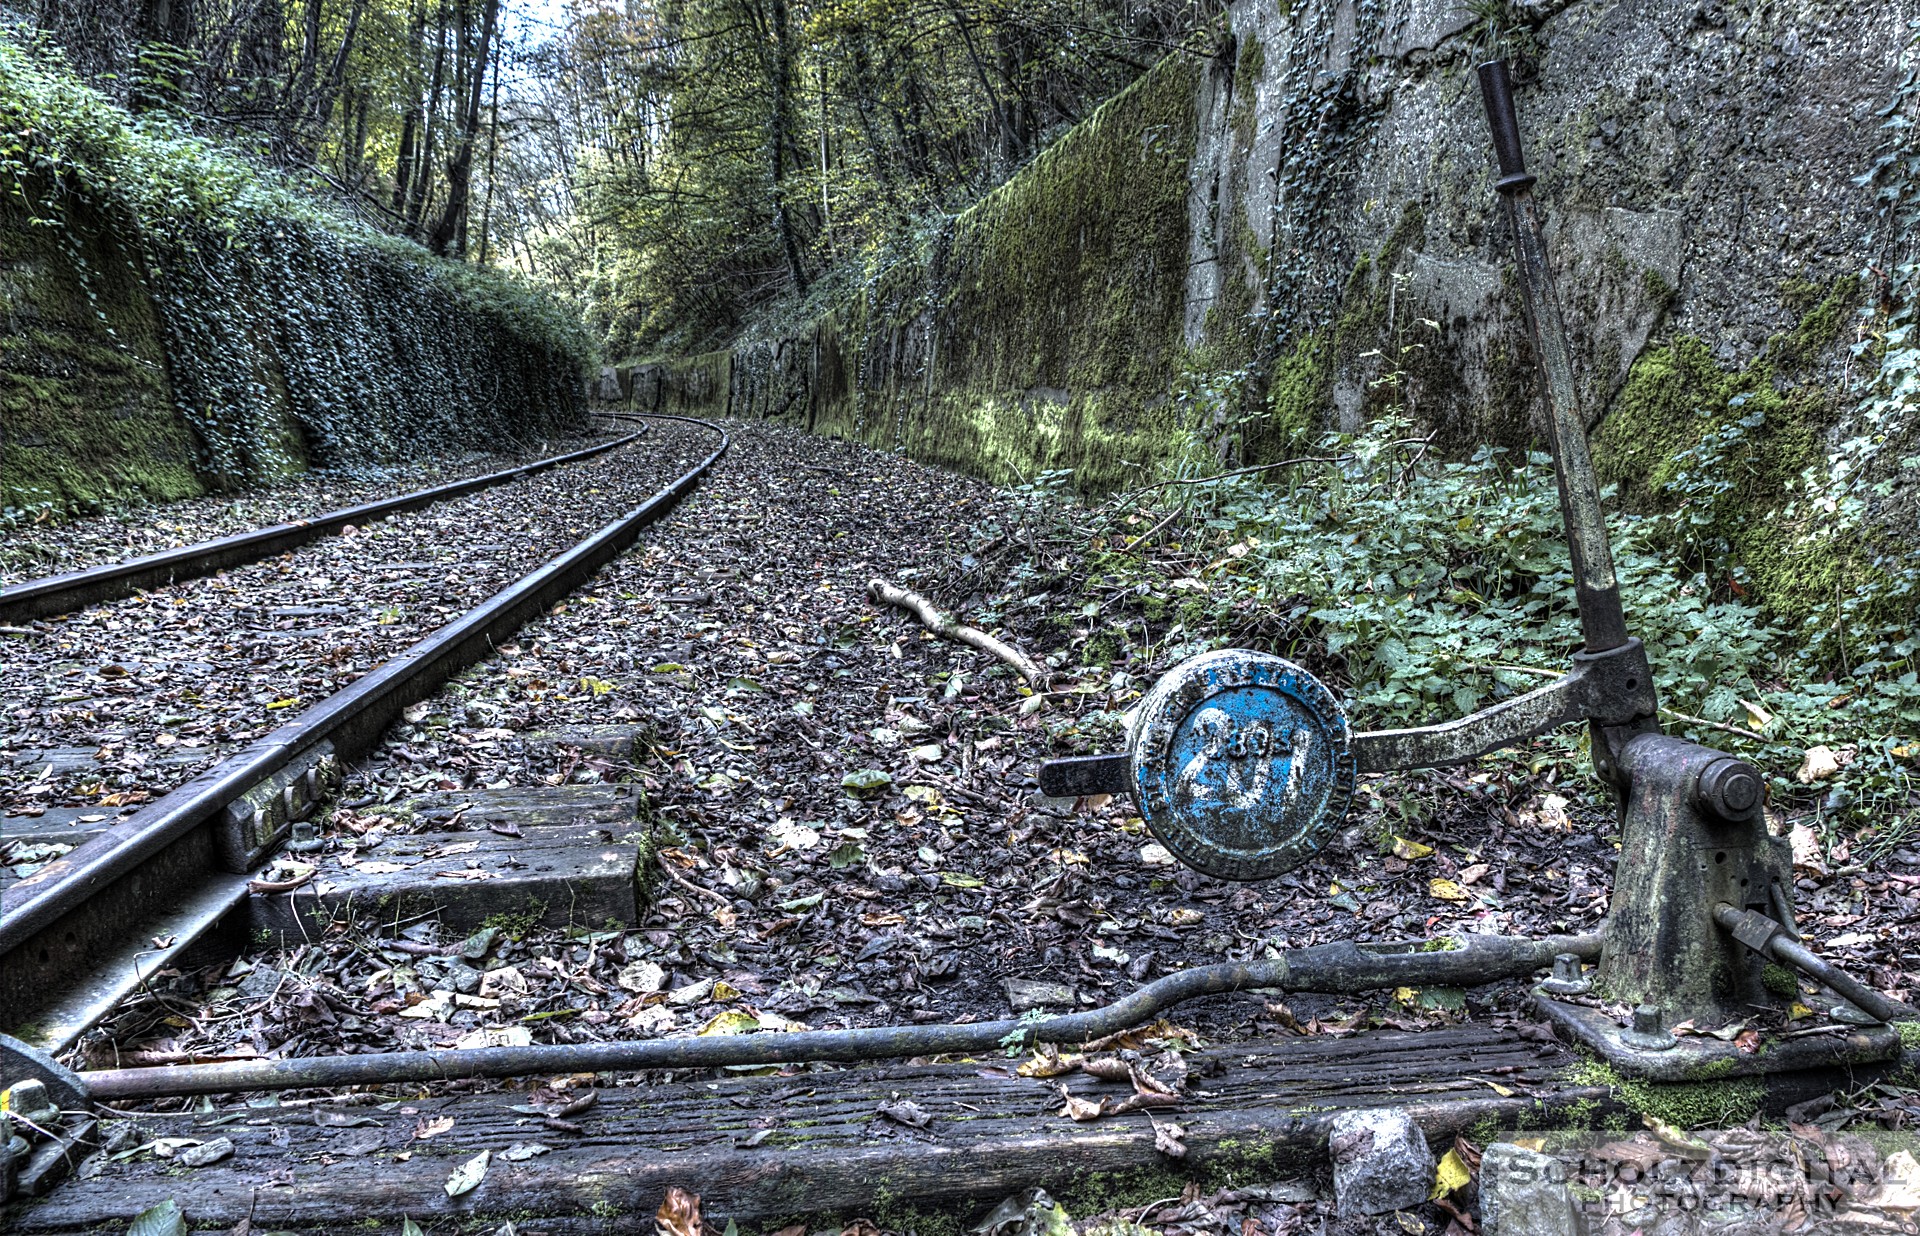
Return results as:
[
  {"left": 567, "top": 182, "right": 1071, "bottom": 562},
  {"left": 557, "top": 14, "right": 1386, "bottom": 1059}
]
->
[
  {"left": 1479, "top": 1142, "right": 1589, "bottom": 1236},
  {"left": 1327, "top": 1107, "right": 1434, "bottom": 1216}
]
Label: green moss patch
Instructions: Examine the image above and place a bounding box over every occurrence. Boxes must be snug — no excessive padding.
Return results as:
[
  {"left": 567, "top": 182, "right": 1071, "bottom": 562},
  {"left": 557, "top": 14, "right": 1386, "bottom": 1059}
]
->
[{"left": 1591, "top": 277, "right": 1866, "bottom": 623}]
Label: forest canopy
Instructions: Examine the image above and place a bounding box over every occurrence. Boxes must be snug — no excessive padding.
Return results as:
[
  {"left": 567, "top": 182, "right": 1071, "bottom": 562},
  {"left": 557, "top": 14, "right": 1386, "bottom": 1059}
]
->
[{"left": 13, "top": 0, "right": 1203, "bottom": 354}]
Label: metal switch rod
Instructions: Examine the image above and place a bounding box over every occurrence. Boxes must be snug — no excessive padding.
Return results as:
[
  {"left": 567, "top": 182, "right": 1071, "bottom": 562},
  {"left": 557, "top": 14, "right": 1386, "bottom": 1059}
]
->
[
  {"left": 1478, "top": 60, "right": 1630, "bottom": 655},
  {"left": 79, "top": 930, "right": 1601, "bottom": 1100},
  {"left": 1713, "top": 903, "right": 1917, "bottom": 1025}
]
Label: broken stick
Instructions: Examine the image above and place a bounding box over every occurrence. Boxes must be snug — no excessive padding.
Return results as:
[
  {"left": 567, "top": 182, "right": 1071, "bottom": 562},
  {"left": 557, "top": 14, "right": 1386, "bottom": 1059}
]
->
[{"left": 867, "top": 578, "right": 1050, "bottom": 689}]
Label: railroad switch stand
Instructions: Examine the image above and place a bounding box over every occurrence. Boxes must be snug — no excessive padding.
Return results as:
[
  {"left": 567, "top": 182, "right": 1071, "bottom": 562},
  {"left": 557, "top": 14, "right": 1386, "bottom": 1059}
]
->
[{"left": 1040, "top": 59, "right": 1910, "bottom": 1082}]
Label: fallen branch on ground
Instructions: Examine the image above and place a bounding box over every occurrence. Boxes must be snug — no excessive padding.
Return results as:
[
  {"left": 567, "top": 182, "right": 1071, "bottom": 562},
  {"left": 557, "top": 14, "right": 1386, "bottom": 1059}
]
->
[
  {"left": 659, "top": 854, "right": 733, "bottom": 908},
  {"left": 868, "top": 578, "right": 1051, "bottom": 689}
]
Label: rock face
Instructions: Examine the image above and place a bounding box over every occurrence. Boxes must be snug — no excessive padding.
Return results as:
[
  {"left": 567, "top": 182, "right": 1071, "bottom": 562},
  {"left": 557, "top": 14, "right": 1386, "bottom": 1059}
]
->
[
  {"left": 1189, "top": 0, "right": 1902, "bottom": 449},
  {"left": 654, "top": 0, "right": 1908, "bottom": 536},
  {"left": 1327, "top": 1107, "right": 1435, "bottom": 1216},
  {"left": 1480, "top": 1142, "right": 1590, "bottom": 1235}
]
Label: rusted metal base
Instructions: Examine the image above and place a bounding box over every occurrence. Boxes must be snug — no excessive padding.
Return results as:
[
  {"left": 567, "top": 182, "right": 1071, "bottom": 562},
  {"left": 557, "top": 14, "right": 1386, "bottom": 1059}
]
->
[{"left": 1533, "top": 995, "right": 1902, "bottom": 1082}]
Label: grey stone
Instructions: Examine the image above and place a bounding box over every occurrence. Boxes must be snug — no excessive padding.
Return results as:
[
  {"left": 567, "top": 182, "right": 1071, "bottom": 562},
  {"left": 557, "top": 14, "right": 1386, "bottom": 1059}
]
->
[
  {"left": 1327, "top": 1107, "right": 1434, "bottom": 1216},
  {"left": 178, "top": 1136, "right": 234, "bottom": 1168},
  {"left": 1003, "top": 977, "right": 1078, "bottom": 1013},
  {"left": 459, "top": 925, "right": 499, "bottom": 962},
  {"left": 445, "top": 961, "right": 485, "bottom": 995},
  {"left": 1480, "top": 1142, "right": 1589, "bottom": 1236}
]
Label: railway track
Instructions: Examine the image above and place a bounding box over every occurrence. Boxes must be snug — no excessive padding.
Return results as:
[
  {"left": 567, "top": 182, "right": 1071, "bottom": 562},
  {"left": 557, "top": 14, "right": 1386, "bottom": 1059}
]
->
[
  {"left": 6, "top": 418, "right": 1909, "bottom": 1231},
  {"left": 0, "top": 415, "right": 728, "bottom": 1068},
  {"left": 0, "top": 418, "right": 649, "bottom": 624},
  {"left": 0, "top": 413, "right": 696, "bottom": 826}
]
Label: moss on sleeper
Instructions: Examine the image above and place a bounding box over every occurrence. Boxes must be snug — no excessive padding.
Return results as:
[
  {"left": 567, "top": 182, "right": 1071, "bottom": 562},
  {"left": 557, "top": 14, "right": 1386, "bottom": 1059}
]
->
[{"left": 1568, "top": 1059, "right": 1765, "bottom": 1129}]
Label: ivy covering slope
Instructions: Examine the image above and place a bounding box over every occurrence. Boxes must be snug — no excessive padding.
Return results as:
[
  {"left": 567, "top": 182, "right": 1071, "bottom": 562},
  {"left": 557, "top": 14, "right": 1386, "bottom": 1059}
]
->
[{"left": 0, "top": 27, "right": 591, "bottom": 517}]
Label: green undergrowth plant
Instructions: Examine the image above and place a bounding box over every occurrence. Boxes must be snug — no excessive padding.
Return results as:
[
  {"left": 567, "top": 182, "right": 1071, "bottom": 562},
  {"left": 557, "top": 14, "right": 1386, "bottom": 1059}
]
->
[
  {"left": 977, "top": 328, "right": 1917, "bottom": 852},
  {"left": 0, "top": 25, "right": 591, "bottom": 505}
]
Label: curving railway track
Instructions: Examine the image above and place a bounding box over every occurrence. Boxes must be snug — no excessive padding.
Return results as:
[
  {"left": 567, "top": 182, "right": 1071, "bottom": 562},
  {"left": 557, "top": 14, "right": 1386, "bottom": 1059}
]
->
[{"left": 0, "top": 415, "right": 729, "bottom": 1061}]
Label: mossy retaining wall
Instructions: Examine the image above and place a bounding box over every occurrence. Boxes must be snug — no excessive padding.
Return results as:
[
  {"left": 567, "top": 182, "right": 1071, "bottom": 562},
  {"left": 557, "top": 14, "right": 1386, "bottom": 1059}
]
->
[
  {"left": 630, "top": 53, "right": 1204, "bottom": 492},
  {"left": 0, "top": 199, "right": 587, "bottom": 520},
  {"left": 0, "top": 197, "right": 198, "bottom": 513},
  {"left": 626, "top": 0, "right": 1910, "bottom": 621}
]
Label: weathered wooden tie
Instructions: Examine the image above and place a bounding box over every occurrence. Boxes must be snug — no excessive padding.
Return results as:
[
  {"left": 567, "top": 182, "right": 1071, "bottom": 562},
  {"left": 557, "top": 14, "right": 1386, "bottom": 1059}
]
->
[
  {"left": 250, "top": 782, "right": 647, "bottom": 937},
  {"left": 5, "top": 1025, "right": 1606, "bottom": 1233}
]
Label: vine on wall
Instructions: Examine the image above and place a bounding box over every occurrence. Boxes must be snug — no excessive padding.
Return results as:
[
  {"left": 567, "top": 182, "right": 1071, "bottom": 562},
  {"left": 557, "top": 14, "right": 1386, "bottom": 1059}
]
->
[{"left": 0, "top": 26, "right": 590, "bottom": 499}]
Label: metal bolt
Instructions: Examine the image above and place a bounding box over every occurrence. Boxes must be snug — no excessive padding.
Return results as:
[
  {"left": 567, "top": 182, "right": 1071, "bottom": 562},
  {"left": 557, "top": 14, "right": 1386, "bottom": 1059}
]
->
[
  {"left": 1696, "top": 757, "right": 1763, "bottom": 822},
  {"left": 3, "top": 1080, "right": 48, "bottom": 1122},
  {"left": 1536, "top": 952, "right": 1591, "bottom": 996},
  {"left": 287, "top": 820, "right": 324, "bottom": 853},
  {"left": 1622, "top": 1003, "right": 1676, "bottom": 1051}
]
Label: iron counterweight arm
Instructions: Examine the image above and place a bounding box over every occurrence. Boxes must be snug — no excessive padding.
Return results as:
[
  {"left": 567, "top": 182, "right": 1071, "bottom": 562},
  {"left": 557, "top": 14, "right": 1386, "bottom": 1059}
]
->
[
  {"left": 1478, "top": 60, "right": 1631, "bottom": 657},
  {"left": 1037, "top": 639, "right": 1657, "bottom": 797}
]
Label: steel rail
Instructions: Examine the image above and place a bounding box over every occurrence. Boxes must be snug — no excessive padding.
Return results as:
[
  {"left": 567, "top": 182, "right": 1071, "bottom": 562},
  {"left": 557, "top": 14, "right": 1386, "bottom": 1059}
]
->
[
  {"left": 0, "top": 421, "right": 648, "bottom": 626},
  {"left": 0, "top": 417, "right": 729, "bottom": 1045},
  {"left": 79, "top": 930, "right": 1601, "bottom": 1099}
]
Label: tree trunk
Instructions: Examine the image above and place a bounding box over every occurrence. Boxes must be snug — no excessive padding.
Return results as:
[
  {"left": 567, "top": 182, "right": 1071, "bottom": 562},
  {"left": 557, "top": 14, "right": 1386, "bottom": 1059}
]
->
[
  {"left": 767, "top": 0, "right": 808, "bottom": 293},
  {"left": 425, "top": 0, "right": 501, "bottom": 256},
  {"left": 405, "top": 1, "right": 451, "bottom": 237}
]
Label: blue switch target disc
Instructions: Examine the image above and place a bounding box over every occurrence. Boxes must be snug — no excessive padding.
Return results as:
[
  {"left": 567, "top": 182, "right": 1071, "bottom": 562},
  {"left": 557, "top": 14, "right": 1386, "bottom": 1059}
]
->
[{"left": 1129, "top": 650, "right": 1356, "bottom": 881}]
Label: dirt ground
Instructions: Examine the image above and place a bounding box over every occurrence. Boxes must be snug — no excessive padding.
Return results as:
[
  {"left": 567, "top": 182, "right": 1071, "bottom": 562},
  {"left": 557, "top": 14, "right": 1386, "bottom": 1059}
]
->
[{"left": 24, "top": 419, "right": 1920, "bottom": 1235}]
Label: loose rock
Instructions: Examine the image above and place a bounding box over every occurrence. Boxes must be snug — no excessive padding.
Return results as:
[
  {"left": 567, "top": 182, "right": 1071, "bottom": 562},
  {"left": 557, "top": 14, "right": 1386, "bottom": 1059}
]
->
[
  {"left": 1479, "top": 1142, "right": 1588, "bottom": 1236},
  {"left": 1327, "top": 1107, "right": 1433, "bottom": 1217}
]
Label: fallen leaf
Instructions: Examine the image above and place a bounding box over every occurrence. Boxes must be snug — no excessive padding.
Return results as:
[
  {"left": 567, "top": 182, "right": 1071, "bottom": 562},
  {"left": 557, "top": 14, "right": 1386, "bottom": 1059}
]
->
[
  {"left": 840, "top": 769, "right": 893, "bottom": 795},
  {"left": 877, "top": 1100, "right": 932, "bottom": 1128},
  {"left": 1058, "top": 1087, "right": 1103, "bottom": 1122},
  {"left": 1790, "top": 824, "right": 1828, "bottom": 876},
  {"left": 501, "top": 1143, "right": 550, "bottom": 1162},
  {"left": 697, "top": 1010, "right": 760, "bottom": 1036},
  {"left": 1643, "top": 1115, "right": 1713, "bottom": 1157},
  {"left": 178, "top": 1137, "right": 233, "bottom": 1168},
  {"left": 656, "top": 1185, "right": 703, "bottom": 1236},
  {"left": 1015, "top": 1049, "right": 1082, "bottom": 1079},
  {"left": 1429, "top": 878, "right": 1469, "bottom": 902},
  {"left": 414, "top": 1115, "right": 456, "bottom": 1140},
  {"left": 128, "top": 1201, "right": 188, "bottom": 1236},
  {"left": 1392, "top": 836, "right": 1432, "bottom": 861},
  {"left": 444, "top": 1148, "right": 490, "bottom": 1197},
  {"left": 1152, "top": 1118, "right": 1187, "bottom": 1159},
  {"left": 1430, "top": 1147, "right": 1472, "bottom": 1199},
  {"left": 618, "top": 961, "right": 668, "bottom": 993},
  {"left": 1797, "top": 745, "right": 1840, "bottom": 784}
]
